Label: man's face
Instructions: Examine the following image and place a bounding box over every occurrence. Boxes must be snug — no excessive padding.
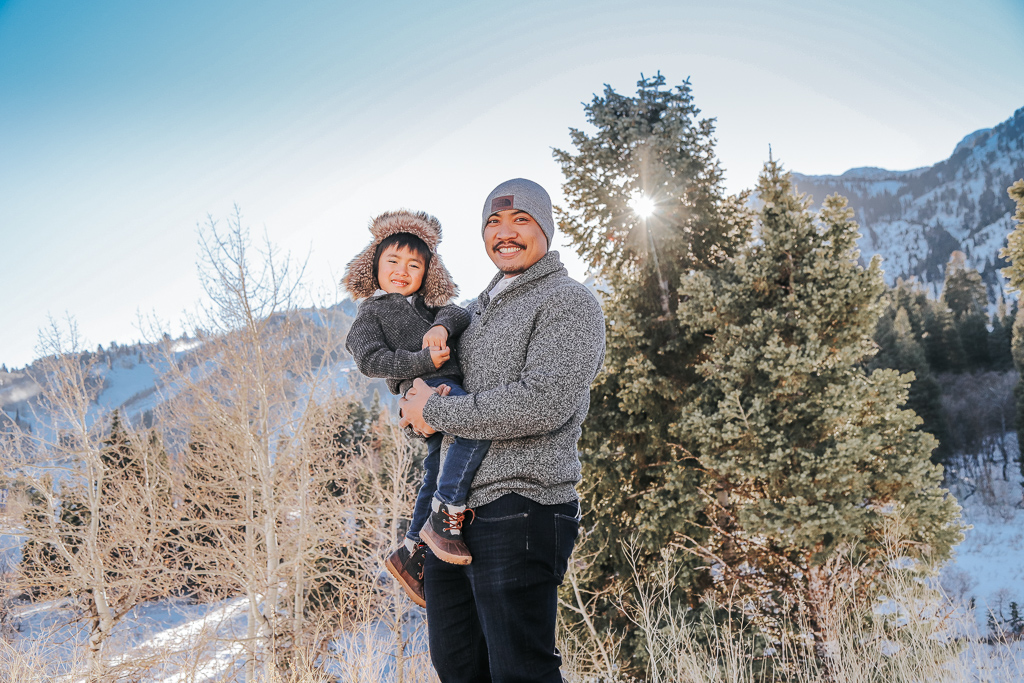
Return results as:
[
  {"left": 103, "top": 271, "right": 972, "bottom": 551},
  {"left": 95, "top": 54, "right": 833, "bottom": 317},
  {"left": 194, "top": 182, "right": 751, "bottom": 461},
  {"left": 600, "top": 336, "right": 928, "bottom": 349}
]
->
[{"left": 484, "top": 210, "right": 548, "bottom": 277}]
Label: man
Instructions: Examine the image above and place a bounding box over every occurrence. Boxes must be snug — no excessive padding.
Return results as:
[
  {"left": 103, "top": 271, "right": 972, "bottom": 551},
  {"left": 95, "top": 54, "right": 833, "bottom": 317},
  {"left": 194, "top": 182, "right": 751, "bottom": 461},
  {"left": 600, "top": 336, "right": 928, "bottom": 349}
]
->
[{"left": 400, "top": 178, "right": 605, "bottom": 682}]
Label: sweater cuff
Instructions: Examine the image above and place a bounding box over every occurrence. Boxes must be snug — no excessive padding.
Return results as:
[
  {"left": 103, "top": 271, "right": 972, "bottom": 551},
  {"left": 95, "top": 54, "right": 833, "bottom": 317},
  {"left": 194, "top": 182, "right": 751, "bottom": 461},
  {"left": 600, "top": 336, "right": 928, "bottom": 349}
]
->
[
  {"left": 411, "top": 347, "right": 437, "bottom": 377},
  {"left": 422, "top": 393, "right": 449, "bottom": 432}
]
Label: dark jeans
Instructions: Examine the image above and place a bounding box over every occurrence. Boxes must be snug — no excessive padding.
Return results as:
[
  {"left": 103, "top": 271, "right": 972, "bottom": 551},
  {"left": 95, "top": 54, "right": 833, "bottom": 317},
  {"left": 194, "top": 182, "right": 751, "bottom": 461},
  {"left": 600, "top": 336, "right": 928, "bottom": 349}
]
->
[
  {"left": 407, "top": 376, "right": 491, "bottom": 541},
  {"left": 424, "top": 493, "right": 580, "bottom": 683}
]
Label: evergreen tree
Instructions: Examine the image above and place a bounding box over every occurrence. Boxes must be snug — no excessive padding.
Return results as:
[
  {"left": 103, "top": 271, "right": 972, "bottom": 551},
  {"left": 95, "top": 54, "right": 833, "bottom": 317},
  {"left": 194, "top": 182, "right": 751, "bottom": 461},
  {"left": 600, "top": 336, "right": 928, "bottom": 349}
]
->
[
  {"left": 553, "top": 73, "right": 753, "bottom": 645},
  {"left": 304, "top": 397, "right": 387, "bottom": 618},
  {"left": 988, "top": 296, "right": 1014, "bottom": 371},
  {"left": 942, "top": 251, "right": 990, "bottom": 369},
  {"left": 942, "top": 251, "right": 988, "bottom": 320},
  {"left": 20, "top": 411, "right": 145, "bottom": 593},
  {"left": 872, "top": 305, "right": 949, "bottom": 463},
  {"left": 923, "top": 301, "right": 964, "bottom": 372},
  {"left": 101, "top": 409, "right": 135, "bottom": 474},
  {"left": 674, "top": 162, "right": 962, "bottom": 646},
  {"left": 888, "top": 279, "right": 930, "bottom": 337},
  {"left": 19, "top": 478, "right": 72, "bottom": 595},
  {"left": 999, "top": 179, "right": 1024, "bottom": 484},
  {"left": 170, "top": 434, "right": 249, "bottom": 601},
  {"left": 100, "top": 410, "right": 170, "bottom": 496}
]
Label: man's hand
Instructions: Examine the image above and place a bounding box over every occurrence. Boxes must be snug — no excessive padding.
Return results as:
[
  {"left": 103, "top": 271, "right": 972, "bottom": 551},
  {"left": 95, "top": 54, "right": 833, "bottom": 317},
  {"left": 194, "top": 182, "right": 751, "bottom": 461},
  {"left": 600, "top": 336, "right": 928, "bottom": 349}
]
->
[
  {"left": 422, "top": 325, "right": 449, "bottom": 350},
  {"left": 429, "top": 345, "right": 450, "bottom": 369},
  {"left": 399, "top": 378, "right": 438, "bottom": 436}
]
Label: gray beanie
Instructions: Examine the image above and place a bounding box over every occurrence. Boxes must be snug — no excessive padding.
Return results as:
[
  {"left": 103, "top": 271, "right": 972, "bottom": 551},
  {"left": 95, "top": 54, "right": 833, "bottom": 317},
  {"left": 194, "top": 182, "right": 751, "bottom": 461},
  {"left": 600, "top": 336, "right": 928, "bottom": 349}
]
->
[{"left": 481, "top": 178, "right": 555, "bottom": 246}]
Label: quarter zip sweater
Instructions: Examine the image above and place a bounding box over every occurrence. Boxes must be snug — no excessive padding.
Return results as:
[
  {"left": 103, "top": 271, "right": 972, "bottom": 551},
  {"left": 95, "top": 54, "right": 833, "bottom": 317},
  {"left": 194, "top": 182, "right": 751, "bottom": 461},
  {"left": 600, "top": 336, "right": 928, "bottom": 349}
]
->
[
  {"left": 345, "top": 292, "right": 471, "bottom": 396},
  {"left": 421, "top": 250, "right": 606, "bottom": 508}
]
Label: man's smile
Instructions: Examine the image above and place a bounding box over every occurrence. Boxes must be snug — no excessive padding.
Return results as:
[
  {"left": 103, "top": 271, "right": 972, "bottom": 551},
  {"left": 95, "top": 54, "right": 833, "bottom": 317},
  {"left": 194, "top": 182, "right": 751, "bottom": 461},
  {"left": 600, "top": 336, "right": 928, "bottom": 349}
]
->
[{"left": 494, "top": 241, "right": 526, "bottom": 256}]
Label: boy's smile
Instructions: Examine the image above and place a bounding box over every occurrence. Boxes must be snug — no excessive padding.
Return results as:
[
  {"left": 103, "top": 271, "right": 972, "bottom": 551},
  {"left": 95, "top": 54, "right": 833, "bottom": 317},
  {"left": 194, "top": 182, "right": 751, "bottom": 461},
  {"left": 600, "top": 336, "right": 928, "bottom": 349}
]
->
[{"left": 378, "top": 245, "right": 425, "bottom": 296}]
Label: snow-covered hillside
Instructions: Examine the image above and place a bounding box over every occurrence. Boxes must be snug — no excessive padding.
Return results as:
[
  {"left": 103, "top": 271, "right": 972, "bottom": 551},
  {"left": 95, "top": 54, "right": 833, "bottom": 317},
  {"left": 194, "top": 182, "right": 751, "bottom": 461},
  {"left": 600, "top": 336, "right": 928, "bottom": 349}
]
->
[
  {"left": 792, "top": 106, "right": 1024, "bottom": 300},
  {"left": 0, "top": 301, "right": 368, "bottom": 440}
]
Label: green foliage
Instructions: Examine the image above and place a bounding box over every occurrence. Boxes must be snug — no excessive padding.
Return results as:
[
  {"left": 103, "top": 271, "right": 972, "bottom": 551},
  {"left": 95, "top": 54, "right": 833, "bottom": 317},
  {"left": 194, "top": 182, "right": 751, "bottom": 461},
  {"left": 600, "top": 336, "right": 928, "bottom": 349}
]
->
[
  {"left": 19, "top": 479, "right": 67, "bottom": 595},
  {"left": 922, "top": 302, "right": 964, "bottom": 373},
  {"left": 1002, "top": 179, "right": 1024, "bottom": 484},
  {"left": 19, "top": 412, "right": 174, "bottom": 598},
  {"left": 942, "top": 251, "right": 988, "bottom": 321},
  {"left": 302, "top": 397, "right": 383, "bottom": 618},
  {"left": 321, "top": 398, "right": 377, "bottom": 498},
  {"left": 672, "top": 162, "right": 963, "bottom": 640},
  {"left": 871, "top": 283, "right": 949, "bottom": 463},
  {"left": 554, "top": 74, "right": 754, "bottom": 658},
  {"left": 101, "top": 409, "right": 133, "bottom": 472},
  {"left": 941, "top": 251, "right": 990, "bottom": 370},
  {"left": 1000, "top": 180, "right": 1024, "bottom": 294},
  {"left": 167, "top": 434, "right": 247, "bottom": 600},
  {"left": 988, "top": 297, "right": 1015, "bottom": 371},
  {"left": 554, "top": 72, "right": 750, "bottom": 284}
]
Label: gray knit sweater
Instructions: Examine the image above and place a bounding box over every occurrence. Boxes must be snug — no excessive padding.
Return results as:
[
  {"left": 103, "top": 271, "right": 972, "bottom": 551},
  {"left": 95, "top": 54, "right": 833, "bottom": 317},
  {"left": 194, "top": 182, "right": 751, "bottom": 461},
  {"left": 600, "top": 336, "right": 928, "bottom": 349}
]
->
[
  {"left": 345, "top": 293, "right": 471, "bottom": 396},
  {"left": 421, "top": 251, "right": 606, "bottom": 508}
]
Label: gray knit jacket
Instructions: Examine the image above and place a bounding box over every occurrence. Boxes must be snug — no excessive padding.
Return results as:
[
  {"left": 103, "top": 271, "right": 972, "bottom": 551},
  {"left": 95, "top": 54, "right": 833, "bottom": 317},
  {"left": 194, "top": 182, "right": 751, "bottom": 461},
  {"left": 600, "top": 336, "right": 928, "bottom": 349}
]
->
[
  {"left": 345, "top": 293, "right": 471, "bottom": 396},
  {"left": 421, "top": 250, "right": 606, "bottom": 508}
]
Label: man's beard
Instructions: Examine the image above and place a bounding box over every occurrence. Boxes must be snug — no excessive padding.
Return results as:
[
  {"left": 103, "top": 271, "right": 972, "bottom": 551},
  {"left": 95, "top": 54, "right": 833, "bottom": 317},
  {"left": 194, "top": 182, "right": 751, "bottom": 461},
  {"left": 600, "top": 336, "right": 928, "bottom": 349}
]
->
[{"left": 492, "top": 240, "right": 529, "bottom": 276}]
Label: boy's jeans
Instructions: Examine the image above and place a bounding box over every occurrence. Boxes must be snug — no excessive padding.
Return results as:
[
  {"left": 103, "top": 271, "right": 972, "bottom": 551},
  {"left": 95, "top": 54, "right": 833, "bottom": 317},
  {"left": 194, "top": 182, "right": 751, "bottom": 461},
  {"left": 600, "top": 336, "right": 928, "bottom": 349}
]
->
[{"left": 407, "top": 376, "right": 491, "bottom": 542}]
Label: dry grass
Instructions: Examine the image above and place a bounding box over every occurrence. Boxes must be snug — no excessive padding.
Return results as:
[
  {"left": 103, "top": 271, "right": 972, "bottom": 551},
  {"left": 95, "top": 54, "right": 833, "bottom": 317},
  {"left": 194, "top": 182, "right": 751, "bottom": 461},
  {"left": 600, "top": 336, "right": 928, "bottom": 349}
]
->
[
  {"left": 558, "top": 545, "right": 1024, "bottom": 683},
  {"left": 0, "top": 539, "right": 1022, "bottom": 682}
]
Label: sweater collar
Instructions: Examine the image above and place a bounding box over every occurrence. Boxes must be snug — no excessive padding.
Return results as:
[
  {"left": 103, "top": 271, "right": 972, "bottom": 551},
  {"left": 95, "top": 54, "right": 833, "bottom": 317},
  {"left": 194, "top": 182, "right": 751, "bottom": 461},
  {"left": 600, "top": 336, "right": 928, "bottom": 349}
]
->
[
  {"left": 478, "top": 250, "right": 567, "bottom": 306},
  {"left": 367, "top": 290, "right": 420, "bottom": 305}
]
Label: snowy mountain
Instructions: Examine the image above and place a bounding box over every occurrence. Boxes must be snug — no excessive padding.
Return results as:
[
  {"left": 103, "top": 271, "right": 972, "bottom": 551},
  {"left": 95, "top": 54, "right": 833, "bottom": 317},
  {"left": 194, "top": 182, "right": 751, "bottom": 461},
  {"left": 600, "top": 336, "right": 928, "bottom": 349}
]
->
[
  {"left": 0, "top": 301, "right": 366, "bottom": 440},
  {"left": 791, "top": 107, "right": 1024, "bottom": 300}
]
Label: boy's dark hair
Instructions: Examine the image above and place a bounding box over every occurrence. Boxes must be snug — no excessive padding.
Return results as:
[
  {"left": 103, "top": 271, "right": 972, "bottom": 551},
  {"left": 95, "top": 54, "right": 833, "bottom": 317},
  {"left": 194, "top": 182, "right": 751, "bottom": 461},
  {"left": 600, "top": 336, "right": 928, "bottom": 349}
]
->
[{"left": 372, "top": 232, "right": 432, "bottom": 289}]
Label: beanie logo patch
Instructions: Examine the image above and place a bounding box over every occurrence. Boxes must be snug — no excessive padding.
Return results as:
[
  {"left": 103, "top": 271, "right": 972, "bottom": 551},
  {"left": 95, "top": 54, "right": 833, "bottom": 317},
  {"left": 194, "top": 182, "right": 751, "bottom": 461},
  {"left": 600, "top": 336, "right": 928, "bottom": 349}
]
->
[{"left": 490, "top": 195, "right": 514, "bottom": 213}]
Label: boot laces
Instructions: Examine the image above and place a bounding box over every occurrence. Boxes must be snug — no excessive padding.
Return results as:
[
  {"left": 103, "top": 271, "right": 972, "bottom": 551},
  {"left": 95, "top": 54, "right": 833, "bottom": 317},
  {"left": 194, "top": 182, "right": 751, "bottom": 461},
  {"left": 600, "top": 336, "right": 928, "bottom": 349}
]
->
[
  {"left": 412, "top": 543, "right": 426, "bottom": 580},
  {"left": 442, "top": 507, "right": 475, "bottom": 533}
]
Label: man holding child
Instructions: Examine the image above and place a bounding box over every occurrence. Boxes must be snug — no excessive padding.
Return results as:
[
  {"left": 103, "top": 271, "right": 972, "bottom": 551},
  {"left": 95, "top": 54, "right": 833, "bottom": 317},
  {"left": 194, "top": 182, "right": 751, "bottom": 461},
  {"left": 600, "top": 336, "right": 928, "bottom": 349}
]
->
[{"left": 345, "top": 177, "right": 605, "bottom": 682}]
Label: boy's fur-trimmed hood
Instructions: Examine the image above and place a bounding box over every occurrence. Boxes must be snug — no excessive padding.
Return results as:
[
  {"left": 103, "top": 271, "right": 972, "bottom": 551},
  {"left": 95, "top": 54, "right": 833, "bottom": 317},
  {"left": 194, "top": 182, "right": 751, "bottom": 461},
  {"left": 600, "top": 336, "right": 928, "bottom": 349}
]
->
[{"left": 342, "top": 210, "right": 457, "bottom": 307}]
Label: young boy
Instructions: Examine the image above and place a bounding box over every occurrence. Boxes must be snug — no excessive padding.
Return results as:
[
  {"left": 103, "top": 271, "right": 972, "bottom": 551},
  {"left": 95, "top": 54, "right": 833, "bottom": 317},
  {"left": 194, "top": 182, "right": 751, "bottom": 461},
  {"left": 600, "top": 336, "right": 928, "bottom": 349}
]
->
[{"left": 342, "top": 210, "right": 489, "bottom": 608}]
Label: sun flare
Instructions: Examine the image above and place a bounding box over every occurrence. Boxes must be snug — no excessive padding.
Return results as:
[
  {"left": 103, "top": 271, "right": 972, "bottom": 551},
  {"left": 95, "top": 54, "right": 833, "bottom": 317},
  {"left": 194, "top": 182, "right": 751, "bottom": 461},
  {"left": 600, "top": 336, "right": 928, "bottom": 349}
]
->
[{"left": 628, "top": 192, "right": 656, "bottom": 219}]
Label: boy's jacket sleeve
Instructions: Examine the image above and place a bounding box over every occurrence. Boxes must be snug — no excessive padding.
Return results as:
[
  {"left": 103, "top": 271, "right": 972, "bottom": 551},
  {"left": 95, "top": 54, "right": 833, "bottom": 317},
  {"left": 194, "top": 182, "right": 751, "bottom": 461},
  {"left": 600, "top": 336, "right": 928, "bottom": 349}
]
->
[
  {"left": 345, "top": 308, "right": 437, "bottom": 381},
  {"left": 431, "top": 304, "right": 471, "bottom": 338}
]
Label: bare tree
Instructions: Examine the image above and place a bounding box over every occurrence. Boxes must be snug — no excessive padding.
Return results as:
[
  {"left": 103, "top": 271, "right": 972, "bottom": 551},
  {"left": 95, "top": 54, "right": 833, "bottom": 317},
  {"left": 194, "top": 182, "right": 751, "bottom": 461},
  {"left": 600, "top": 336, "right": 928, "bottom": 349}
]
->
[
  {"left": 1, "top": 318, "right": 179, "bottom": 680},
  {"left": 156, "top": 210, "right": 425, "bottom": 681},
  {"left": 3, "top": 210, "right": 430, "bottom": 680}
]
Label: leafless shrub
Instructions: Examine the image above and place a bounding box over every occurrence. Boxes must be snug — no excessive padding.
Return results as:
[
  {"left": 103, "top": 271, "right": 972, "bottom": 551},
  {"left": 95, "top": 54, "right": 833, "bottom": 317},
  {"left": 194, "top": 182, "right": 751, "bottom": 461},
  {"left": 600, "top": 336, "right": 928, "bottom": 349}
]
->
[
  {"left": 940, "top": 371, "right": 1018, "bottom": 507},
  {"left": 558, "top": 522, "right": 1023, "bottom": 683},
  {"left": 148, "top": 211, "right": 429, "bottom": 682},
  {"left": 0, "top": 318, "right": 182, "bottom": 681}
]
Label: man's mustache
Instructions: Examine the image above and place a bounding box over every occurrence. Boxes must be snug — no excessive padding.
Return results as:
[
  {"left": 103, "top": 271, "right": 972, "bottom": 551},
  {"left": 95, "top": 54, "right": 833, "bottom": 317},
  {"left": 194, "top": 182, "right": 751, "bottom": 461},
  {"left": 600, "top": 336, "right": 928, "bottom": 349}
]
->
[{"left": 492, "top": 241, "right": 526, "bottom": 252}]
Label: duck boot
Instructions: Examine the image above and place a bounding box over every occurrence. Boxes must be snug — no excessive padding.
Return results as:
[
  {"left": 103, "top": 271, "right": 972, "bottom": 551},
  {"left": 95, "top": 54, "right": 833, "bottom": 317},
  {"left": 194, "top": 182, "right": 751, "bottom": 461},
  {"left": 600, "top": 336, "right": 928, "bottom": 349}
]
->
[
  {"left": 384, "top": 540, "right": 427, "bottom": 607},
  {"left": 420, "top": 497, "right": 474, "bottom": 565}
]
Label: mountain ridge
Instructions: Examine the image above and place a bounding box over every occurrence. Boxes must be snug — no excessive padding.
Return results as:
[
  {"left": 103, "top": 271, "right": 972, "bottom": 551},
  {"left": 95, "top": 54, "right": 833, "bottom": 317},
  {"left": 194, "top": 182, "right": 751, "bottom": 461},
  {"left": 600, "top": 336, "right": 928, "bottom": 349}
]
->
[{"left": 792, "top": 106, "right": 1024, "bottom": 300}]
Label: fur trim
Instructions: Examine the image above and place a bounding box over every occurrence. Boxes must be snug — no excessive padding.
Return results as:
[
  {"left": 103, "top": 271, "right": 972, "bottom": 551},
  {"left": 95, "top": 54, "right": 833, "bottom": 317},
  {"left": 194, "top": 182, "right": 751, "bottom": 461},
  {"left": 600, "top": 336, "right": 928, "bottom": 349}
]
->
[{"left": 342, "top": 210, "right": 458, "bottom": 307}]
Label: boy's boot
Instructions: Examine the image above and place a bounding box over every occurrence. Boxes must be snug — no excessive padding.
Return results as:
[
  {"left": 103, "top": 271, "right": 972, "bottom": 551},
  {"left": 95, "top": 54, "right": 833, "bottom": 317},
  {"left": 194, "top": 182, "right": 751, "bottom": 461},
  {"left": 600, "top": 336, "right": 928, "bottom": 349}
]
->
[
  {"left": 420, "top": 497, "right": 474, "bottom": 565},
  {"left": 384, "top": 538, "right": 427, "bottom": 607}
]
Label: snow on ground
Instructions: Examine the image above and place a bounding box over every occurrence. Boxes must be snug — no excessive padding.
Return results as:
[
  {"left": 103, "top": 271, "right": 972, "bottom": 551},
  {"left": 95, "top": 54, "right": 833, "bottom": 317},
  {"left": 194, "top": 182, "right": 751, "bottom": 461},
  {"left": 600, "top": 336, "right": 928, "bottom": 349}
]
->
[
  {"left": 9, "top": 596, "right": 252, "bottom": 682},
  {"left": 95, "top": 359, "right": 159, "bottom": 415},
  {"left": 5, "top": 578, "right": 430, "bottom": 682},
  {"left": 941, "top": 451, "right": 1024, "bottom": 636}
]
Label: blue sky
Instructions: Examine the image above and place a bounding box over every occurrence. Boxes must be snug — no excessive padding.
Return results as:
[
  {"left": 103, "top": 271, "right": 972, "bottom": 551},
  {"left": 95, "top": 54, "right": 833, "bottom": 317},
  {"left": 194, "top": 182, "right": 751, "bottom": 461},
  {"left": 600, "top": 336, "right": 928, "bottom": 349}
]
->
[{"left": 2, "top": 0, "right": 1022, "bottom": 368}]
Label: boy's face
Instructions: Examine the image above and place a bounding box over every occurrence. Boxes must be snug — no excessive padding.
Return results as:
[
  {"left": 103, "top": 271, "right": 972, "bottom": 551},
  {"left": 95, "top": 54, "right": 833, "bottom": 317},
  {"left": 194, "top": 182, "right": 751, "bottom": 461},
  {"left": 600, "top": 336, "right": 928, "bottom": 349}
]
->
[{"left": 377, "top": 244, "right": 426, "bottom": 296}]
